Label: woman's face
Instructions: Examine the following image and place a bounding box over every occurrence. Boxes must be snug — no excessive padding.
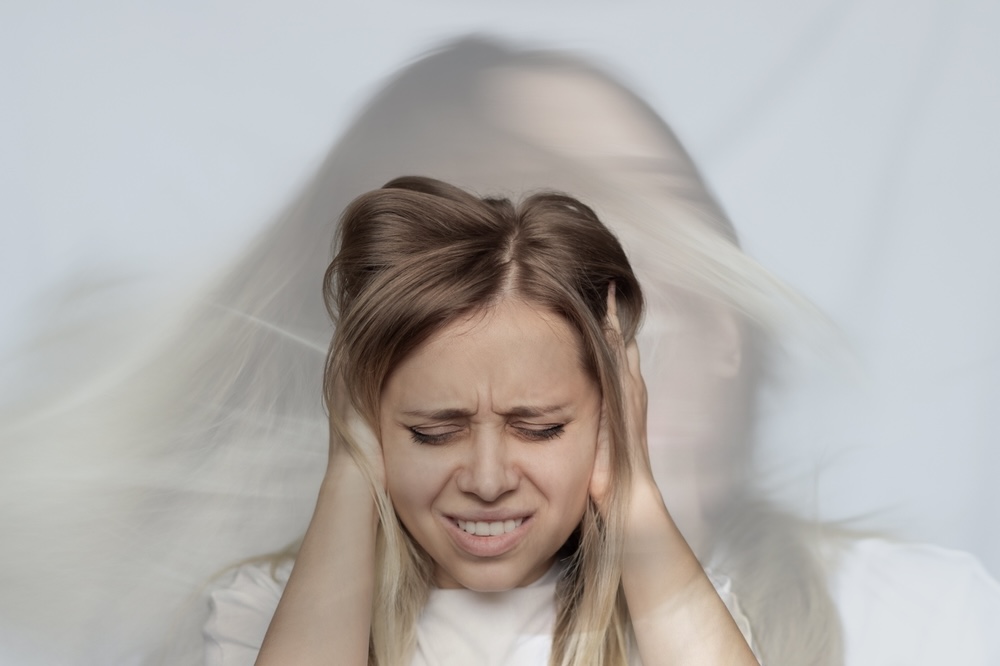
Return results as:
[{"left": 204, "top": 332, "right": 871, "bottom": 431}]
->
[{"left": 379, "top": 297, "right": 601, "bottom": 592}]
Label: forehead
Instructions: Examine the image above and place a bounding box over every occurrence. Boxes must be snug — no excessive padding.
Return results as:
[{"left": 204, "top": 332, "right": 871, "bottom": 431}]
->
[
  {"left": 383, "top": 299, "right": 594, "bottom": 408},
  {"left": 441, "top": 298, "right": 577, "bottom": 345}
]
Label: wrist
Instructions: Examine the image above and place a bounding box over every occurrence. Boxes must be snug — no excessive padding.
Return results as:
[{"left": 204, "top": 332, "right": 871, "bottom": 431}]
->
[
  {"left": 321, "top": 452, "right": 377, "bottom": 516},
  {"left": 623, "top": 477, "right": 691, "bottom": 563},
  {"left": 627, "top": 476, "right": 669, "bottom": 523}
]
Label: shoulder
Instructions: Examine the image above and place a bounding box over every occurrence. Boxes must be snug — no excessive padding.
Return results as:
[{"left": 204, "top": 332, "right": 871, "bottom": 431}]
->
[
  {"left": 828, "top": 538, "right": 1000, "bottom": 665},
  {"left": 202, "top": 559, "right": 293, "bottom": 666}
]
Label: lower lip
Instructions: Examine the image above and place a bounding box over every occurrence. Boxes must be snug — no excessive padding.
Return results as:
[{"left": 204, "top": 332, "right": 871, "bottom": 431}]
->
[{"left": 442, "top": 516, "right": 532, "bottom": 557}]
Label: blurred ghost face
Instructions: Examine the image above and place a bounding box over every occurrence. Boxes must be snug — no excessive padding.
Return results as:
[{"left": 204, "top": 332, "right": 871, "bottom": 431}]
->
[
  {"left": 637, "top": 295, "right": 746, "bottom": 551},
  {"left": 379, "top": 298, "right": 602, "bottom": 592},
  {"left": 483, "top": 66, "right": 749, "bottom": 552}
]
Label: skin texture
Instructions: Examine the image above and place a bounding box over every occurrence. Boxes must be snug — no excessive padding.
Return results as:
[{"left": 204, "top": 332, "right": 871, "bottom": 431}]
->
[
  {"left": 255, "top": 285, "right": 757, "bottom": 665},
  {"left": 380, "top": 298, "right": 601, "bottom": 592},
  {"left": 599, "top": 284, "right": 757, "bottom": 665}
]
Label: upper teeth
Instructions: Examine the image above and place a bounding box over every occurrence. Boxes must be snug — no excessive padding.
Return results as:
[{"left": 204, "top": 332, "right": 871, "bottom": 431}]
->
[{"left": 456, "top": 518, "right": 524, "bottom": 536}]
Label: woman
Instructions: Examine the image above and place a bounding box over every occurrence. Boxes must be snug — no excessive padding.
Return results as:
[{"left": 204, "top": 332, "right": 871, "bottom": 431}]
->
[
  {"left": 204, "top": 40, "right": 1000, "bottom": 666},
  {"left": 3, "top": 38, "right": 997, "bottom": 666},
  {"left": 207, "top": 176, "right": 760, "bottom": 665}
]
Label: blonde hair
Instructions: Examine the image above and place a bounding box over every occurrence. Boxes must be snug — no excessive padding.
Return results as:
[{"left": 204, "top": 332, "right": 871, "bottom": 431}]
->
[
  {"left": 323, "top": 176, "right": 643, "bottom": 665},
  {"left": 0, "top": 38, "right": 846, "bottom": 666}
]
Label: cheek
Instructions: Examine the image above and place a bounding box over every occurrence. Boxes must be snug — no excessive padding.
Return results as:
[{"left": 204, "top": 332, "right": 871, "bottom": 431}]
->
[
  {"left": 539, "top": 433, "right": 599, "bottom": 507},
  {"left": 382, "top": 438, "right": 450, "bottom": 509}
]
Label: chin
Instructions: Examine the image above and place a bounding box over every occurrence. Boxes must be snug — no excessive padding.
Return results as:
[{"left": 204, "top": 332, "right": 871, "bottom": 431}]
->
[
  {"left": 438, "top": 559, "right": 549, "bottom": 592},
  {"left": 458, "top": 575, "right": 523, "bottom": 593}
]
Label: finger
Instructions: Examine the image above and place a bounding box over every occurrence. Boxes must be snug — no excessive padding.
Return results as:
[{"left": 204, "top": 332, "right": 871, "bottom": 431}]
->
[{"left": 606, "top": 280, "right": 622, "bottom": 337}]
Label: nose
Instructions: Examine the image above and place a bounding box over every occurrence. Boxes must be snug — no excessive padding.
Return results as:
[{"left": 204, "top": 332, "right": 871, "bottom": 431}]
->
[{"left": 455, "top": 429, "right": 519, "bottom": 502}]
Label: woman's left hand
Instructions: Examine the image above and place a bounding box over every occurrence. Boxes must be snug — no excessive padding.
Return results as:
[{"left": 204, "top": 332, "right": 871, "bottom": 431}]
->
[
  {"left": 592, "top": 283, "right": 759, "bottom": 665},
  {"left": 590, "top": 281, "right": 657, "bottom": 516}
]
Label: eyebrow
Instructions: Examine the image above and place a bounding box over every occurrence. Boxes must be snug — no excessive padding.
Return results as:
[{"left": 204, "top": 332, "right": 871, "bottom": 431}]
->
[
  {"left": 401, "top": 405, "right": 569, "bottom": 420},
  {"left": 401, "top": 408, "right": 474, "bottom": 420}
]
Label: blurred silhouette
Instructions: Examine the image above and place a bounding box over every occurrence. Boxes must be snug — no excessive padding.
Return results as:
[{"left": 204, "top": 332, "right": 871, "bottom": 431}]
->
[{"left": 2, "top": 38, "right": 998, "bottom": 666}]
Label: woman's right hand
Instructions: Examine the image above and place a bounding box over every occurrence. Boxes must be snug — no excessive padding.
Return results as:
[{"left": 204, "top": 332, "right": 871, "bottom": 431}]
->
[
  {"left": 254, "top": 379, "right": 380, "bottom": 666},
  {"left": 326, "top": 376, "right": 385, "bottom": 489}
]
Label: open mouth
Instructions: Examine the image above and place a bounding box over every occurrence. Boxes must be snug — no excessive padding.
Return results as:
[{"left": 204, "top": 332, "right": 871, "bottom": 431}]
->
[{"left": 454, "top": 518, "right": 525, "bottom": 536}]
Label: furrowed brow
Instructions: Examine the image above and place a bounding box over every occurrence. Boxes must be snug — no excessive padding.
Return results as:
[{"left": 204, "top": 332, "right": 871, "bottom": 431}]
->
[
  {"left": 401, "top": 408, "right": 474, "bottom": 420},
  {"left": 505, "top": 405, "right": 568, "bottom": 418}
]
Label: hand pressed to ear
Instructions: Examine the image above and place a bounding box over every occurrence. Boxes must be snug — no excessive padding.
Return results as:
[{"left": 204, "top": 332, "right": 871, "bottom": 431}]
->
[
  {"left": 597, "top": 283, "right": 758, "bottom": 665},
  {"left": 327, "top": 376, "right": 385, "bottom": 489},
  {"left": 590, "top": 282, "right": 652, "bottom": 516},
  {"left": 257, "top": 375, "right": 380, "bottom": 666}
]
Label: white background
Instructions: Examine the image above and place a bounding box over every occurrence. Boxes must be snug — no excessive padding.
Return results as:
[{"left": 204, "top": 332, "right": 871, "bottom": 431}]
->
[{"left": 2, "top": 0, "right": 998, "bottom": 575}]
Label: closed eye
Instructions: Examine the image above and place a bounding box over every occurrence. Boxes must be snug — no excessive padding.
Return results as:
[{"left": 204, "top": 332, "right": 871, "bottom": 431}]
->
[
  {"left": 513, "top": 424, "right": 565, "bottom": 441},
  {"left": 408, "top": 426, "right": 461, "bottom": 445}
]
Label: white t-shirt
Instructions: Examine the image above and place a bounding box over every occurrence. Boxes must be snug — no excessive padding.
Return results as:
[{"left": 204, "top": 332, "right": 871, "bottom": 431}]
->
[
  {"left": 827, "top": 539, "right": 1000, "bottom": 665},
  {"left": 201, "top": 539, "right": 1000, "bottom": 665},
  {"left": 202, "top": 560, "right": 757, "bottom": 666}
]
